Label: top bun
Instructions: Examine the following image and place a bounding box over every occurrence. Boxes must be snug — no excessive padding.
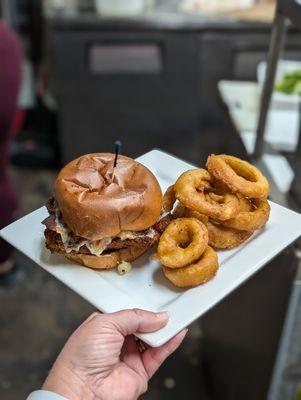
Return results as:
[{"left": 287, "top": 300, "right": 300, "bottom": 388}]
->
[{"left": 53, "top": 153, "right": 162, "bottom": 240}]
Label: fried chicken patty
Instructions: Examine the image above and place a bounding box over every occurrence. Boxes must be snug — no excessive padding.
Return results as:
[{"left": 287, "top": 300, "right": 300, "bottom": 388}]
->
[{"left": 42, "top": 197, "right": 172, "bottom": 256}]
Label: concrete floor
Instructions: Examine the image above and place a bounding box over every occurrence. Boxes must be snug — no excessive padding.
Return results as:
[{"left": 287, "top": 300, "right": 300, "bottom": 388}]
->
[{"left": 0, "top": 166, "right": 209, "bottom": 400}]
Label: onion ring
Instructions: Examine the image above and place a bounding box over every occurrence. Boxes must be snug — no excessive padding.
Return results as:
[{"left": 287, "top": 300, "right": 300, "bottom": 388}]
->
[
  {"left": 207, "top": 221, "right": 253, "bottom": 249},
  {"left": 172, "top": 202, "right": 187, "bottom": 219},
  {"left": 174, "top": 169, "right": 239, "bottom": 220},
  {"left": 173, "top": 203, "right": 209, "bottom": 224},
  {"left": 236, "top": 193, "right": 253, "bottom": 212},
  {"left": 157, "top": 217, "right": 208, "bottom": 268},
  {"left": 163, "top": 246, "right": 218, "bottom": 288},
  {"left": 163, "top": 185, "right": 176, "bottom": 212},
  {"left": 220, "top": 198, "right": 270, "bottom": 232},
  {"left": 206, "top": 154, "right": 270, "bottom": 199}
]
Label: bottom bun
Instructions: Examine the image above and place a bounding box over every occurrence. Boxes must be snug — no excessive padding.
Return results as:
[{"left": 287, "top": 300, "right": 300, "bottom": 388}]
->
[{"left": 65, "top": 243, "right": 151, "bottom": 270}]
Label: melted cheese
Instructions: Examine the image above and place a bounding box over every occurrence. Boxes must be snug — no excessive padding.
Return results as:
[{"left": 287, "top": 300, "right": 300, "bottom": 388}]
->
[
  {"left": 117, "top": 228, "right": 156, "bottom": 241},
  {"left": 86, "top": 237, "right": 113, "bottom": 256}
]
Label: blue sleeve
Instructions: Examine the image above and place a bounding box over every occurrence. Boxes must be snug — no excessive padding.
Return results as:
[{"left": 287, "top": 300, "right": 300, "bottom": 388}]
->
[{"left": 26, "top": 390, "right": 69, "bottom": 400}]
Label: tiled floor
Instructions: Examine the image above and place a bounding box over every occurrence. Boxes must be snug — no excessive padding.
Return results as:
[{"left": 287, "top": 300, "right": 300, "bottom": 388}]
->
[{"left": 0, "top": 166, "right": 209, "bottom": 400}]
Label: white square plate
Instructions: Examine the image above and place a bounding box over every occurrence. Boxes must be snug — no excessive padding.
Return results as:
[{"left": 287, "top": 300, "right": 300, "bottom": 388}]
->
[{"left": 2, "top": 149, "right": 301, "bottom": 347}]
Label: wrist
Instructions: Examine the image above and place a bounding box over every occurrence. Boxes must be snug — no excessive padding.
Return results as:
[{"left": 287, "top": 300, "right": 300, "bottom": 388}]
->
[{"left": 42, "top": 360, "right": 94, "bottom": 400}]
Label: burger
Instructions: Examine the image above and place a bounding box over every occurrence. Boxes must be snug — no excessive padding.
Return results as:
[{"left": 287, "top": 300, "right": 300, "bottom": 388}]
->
[{"left": 42, "top": 153, "right": 171, "bottom": 270}]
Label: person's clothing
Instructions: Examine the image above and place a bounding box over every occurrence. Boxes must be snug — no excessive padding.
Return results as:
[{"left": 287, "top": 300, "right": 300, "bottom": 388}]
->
[
  {"left": 0, "top": 20, "right": 22, "bottom": 262},
  {"left": 27, "top": 390, "right": 68, "bottom": 400}
]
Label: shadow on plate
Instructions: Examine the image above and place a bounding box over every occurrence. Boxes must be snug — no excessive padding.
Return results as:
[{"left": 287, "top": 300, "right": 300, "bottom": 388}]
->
[{"left": 152, "top": 264, "right": 185, "bottom": 294}]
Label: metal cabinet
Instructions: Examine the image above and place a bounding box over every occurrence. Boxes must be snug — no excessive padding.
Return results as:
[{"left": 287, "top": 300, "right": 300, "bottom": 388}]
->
[{"left": 50, "top": 23, "right": 201, "bottom": 162}]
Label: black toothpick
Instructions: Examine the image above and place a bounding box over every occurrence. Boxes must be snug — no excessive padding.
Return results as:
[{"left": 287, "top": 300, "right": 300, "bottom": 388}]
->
[{"left": 112, "top": 140, "right": 122, "bottom": 181}]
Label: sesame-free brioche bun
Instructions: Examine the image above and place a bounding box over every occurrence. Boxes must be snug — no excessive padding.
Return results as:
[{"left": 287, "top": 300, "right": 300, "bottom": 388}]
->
[
  {"left": 53, "top": 153, "right": 162, "bottom": 241},
  {"left": 65, "top": 241, "right": 151, "bottom": 270}
]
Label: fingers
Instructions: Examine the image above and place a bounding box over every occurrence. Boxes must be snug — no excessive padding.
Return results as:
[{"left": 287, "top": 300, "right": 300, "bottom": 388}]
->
[
  {"left": 142, "top": 329, "right": 188, "bottom": 378},
  {"left": 108, "top": 309, "right": 169, "bottom": 336}
]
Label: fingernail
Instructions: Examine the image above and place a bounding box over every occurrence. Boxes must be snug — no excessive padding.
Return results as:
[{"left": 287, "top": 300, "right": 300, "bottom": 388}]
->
[{"left": 156, "top": 311, "right": 169, "bottom": 321}]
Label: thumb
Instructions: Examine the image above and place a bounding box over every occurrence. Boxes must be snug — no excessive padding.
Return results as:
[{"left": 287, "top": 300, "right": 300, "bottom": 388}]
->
[{"left": 107, "top": 308, "right": 169, "bottom": 336}]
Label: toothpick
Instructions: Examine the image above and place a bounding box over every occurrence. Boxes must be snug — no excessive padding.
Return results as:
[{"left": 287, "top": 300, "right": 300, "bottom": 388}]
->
[{"left": 112, "top": 140, "right": 122, "bottom": 182}]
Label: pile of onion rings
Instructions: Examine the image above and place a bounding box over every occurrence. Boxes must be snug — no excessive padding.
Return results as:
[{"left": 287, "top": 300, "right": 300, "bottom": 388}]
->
[
  {"left": 161, "top": 153, "right": 270, "bottom": 250},
  {"left": 158, "top": 154, "right": 270, "bottom": 287},
  {"left": 158, "top": 218, "right": 218, "bottom": 287}
]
